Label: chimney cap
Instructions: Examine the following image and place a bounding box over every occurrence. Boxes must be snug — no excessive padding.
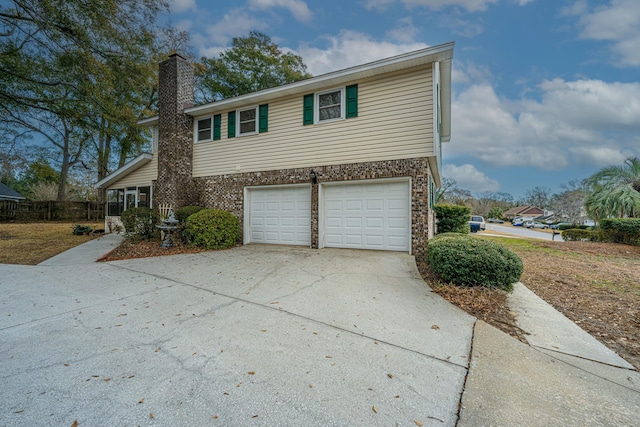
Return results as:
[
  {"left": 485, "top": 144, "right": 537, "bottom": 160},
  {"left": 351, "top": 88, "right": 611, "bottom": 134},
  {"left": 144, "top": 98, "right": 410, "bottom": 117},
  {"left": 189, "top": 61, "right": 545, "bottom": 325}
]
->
[{"left": 168, "top": 51, "right": 187, "bottom": 61}]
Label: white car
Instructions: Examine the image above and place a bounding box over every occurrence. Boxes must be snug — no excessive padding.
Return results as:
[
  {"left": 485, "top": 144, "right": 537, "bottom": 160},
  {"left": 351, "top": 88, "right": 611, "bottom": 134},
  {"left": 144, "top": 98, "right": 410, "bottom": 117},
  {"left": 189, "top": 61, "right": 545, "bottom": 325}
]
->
[
  {"left": 470, "top": 215, "right": 486, "bottom": 232},
  {"left": 524, "top": 220, "right": 549, "bottom": 229}
]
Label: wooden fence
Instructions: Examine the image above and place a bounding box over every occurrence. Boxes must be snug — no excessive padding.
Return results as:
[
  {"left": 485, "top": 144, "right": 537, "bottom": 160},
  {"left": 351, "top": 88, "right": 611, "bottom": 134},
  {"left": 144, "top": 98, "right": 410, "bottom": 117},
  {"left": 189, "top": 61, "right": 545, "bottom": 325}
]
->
[{"left": 0, "top": 200, "right": 105, "bottom": 222}]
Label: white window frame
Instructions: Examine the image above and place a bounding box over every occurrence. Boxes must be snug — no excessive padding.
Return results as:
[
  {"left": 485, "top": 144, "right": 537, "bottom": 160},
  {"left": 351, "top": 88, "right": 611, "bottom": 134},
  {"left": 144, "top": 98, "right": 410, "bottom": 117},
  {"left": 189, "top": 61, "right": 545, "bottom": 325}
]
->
[
  {"left": 237, "top": 105, "right": 258, "bottom": 136},
  {"left": 315, "top": 87, "right": 344, "bottom": 124},
  {"left": 195, "top": 115, "right": 213, "bottom": 143}
]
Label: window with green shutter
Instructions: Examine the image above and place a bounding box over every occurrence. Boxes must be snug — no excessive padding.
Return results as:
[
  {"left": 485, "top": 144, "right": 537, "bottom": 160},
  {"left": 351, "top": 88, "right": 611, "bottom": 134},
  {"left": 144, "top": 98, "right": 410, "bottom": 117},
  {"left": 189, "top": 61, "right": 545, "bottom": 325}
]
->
[
  {"left": 303, "top": 94, "right": 314, "bottom": 125},
  {"left": 346, "top": 84, "right": 358, "bottom": 118},
  {"left": 259, "top": 104, "right": 268, "bottom": 133},
  {"left": 213, "top": 114, "right": 221, "bottom": 140},
  {"left": 304, "top": 85, "right": 359, "bottom": 124},
  {"left": 228, "top": 111, "right": 236, "bottom": 138}
]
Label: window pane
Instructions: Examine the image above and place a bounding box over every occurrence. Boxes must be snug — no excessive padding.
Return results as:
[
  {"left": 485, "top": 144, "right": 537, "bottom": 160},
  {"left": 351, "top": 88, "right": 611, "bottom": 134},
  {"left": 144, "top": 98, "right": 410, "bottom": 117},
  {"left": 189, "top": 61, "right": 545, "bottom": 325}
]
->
[
  {"left": 319, "top": 91, "right": 341, "bottom": 107},
  {"left": 240, "top": 109, "right": 256, "bottom": 121},
  {"left": 138, "top": 186, "right": 150, "bottom": 208},
  {"left": 319, "top": 105, "right": 341, "bottom": 121},
  {"left": 107, "top": 189, "right": 124, "bottom": 216},
  {"left": 240, "top": 121, "right": 256, "bottom": 133},
  {"left": 197, "top": 118, "right": 211, "bottom": 141}
]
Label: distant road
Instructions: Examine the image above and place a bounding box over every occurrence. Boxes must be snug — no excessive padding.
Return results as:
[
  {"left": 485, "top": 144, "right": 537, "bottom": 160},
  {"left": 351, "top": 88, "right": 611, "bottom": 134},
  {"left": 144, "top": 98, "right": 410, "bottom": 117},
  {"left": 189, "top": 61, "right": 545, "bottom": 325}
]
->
[{"left": 484, "top": 223, "right": 564, "bottom": 241}]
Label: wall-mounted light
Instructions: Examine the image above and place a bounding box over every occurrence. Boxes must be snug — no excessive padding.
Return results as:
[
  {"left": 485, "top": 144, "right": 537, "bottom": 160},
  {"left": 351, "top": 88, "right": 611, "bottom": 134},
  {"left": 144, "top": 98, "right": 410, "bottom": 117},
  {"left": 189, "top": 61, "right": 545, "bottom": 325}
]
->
[{"left": 309, "top": 170, "right": 318, "bottom": 185}]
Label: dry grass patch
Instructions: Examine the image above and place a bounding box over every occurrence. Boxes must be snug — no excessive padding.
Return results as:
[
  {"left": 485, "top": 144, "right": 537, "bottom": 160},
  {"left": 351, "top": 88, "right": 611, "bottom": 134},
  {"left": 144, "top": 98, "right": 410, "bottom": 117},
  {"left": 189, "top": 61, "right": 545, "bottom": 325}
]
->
[
  {"left": 419, "top": 236, "right": 640, "bottom": 369},
  {"left": 0, "top": 222, "right": 103, "bottom": 265}
]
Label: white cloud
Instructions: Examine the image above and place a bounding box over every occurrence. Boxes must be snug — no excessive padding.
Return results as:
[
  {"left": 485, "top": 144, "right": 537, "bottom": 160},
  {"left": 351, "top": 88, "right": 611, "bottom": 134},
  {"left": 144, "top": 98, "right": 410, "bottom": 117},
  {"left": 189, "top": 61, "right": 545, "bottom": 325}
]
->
[
  {"left": 170, "top": 0, "right": 197, "bottom": 13},
  {"left": 402, "top": 0, "right": 499, "bottom": 12},
  {"left": 387, "top": 17, "right": 419, "bottom": 43},
  {"left": 448, "top": 67, "right": 640, "bottom": 171},
  {"left": 574, "top": 0, "right": 640, "bottom": 67},
  {"left": 362, "top": 0, "right": 395, "bottom": 11},
  {"left": 560, "top": 0, "right": 588, "bottom": 16},
  {"left": 249, "top": 0, "right": 313, "bottom": 22},
  {"left": 443, "top": 164, "right": 500, "bottom": 193},
  {"left": 297, "top": 30, "right": 427, "bottom": 75},
  {"left": 199, "top": 8, "right": 268, "bottom": 50},
  {"left": 443, "top": 15, "right": 485, "bottom": 38}
]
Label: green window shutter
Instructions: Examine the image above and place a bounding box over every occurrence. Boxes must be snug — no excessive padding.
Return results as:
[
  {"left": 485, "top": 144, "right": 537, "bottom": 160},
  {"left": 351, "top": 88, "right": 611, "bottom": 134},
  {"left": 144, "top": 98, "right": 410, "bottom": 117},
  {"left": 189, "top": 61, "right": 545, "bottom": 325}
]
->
[
  {"left": 227, "top": 111, "right": 236, "bottom": 138},
  {"left": 259, "top": 104, "right": 268, "bottom": 133},
  {"left": 213, "top": 114, "right": 221, "bottom": 140},
  {"left": 303, "top": 94, "right": 314, "bottom": 125},
  {"left": 346, "top": 84, "right": 358, "bottom": 118}
]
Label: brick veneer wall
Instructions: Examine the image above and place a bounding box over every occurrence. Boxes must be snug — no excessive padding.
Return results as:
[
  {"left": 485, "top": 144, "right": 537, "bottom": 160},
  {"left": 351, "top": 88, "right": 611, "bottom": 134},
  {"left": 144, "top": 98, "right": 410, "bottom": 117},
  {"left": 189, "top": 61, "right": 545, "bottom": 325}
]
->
[
  {"left": 193, "top": 157, "right": 433, "bottom": 258},
  {"left": 155, "top": 53, "right": 198, "bottom": 209}
]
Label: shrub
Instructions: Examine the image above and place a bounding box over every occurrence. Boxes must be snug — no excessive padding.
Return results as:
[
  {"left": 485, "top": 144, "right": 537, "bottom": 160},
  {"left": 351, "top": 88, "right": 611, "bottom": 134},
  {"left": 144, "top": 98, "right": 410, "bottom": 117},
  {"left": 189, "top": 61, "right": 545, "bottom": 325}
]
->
[
  {"left": 599, "top": 218, "right": 640, "bottom": 246},
  {"left": 561, "top": 228, "right": 595, "bottom": 242},
  {"left": 175, "top": 205, "right": 204, "bottom": 223},
  {"left": 120, "top": 207, "right": 159, "bottom": 240},
  {"left": 427, "top": 234, "right": 523, "bottom": 291},
  {"left": 434, "top": 204, "right": 471, "bottom": 234},
  {"left": 185, "top": 209, "right": 239, "bottom": 249}
]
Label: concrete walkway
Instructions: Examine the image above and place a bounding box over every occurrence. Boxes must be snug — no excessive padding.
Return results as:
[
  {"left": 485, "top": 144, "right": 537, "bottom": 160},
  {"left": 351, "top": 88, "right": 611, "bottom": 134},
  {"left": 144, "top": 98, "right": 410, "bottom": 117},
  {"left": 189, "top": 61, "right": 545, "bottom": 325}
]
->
[{"left": 1, "top": 237, "right": 638, "bottom": 426}]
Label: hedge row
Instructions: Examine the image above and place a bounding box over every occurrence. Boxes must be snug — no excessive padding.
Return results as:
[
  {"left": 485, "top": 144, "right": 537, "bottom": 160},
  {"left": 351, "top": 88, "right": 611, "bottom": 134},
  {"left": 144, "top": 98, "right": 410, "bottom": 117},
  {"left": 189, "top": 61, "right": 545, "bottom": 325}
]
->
[{"left": 434, "top": 204, "right": 471, "bottom": 234}]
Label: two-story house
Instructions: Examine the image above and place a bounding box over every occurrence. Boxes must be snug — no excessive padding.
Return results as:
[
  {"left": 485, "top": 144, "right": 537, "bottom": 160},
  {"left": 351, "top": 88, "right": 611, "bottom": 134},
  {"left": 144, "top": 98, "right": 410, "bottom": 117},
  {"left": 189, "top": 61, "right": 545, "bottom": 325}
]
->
[{"left": 96, "top": 42, "right": 454, "bottom": 257}]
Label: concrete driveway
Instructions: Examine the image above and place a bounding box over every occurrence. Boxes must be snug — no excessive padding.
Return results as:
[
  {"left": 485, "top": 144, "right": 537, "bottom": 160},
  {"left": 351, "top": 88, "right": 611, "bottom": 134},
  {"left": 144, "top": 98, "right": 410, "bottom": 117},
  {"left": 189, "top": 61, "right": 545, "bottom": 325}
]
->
[{"left": 0, "top": 246, "right": 475, "bottom": 426}]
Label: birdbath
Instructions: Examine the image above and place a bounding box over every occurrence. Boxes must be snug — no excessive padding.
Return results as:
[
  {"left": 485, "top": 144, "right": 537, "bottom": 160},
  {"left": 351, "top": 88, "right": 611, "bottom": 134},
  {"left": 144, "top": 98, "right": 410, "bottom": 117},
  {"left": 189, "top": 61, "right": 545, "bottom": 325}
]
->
[{"left": 157, "top": 209, "right": 180, "bottom": 248}]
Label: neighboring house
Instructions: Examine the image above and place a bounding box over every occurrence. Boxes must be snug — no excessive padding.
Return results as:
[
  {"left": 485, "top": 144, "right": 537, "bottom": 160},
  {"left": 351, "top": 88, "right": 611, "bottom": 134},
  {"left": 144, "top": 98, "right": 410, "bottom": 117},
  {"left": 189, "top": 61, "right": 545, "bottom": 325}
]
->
[
  {"left": 0, "top": 182, "right": 25, "bottom": 201},
  {"left": 503, "top": 206, "right": 545, "bottom": 220},
  {"left": 96, "top": 42, "right": 454, "bottom": 257}
]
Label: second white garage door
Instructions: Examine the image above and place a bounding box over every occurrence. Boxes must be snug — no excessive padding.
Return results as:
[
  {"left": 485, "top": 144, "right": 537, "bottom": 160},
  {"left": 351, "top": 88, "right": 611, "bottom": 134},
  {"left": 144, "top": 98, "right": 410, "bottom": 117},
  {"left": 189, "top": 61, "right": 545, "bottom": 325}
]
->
[
  {"left": 323, "top": 180, "right": 410, "bottom": 252},
  {"left": 247, "top": 186, "right": 311, "bottom": 246}
]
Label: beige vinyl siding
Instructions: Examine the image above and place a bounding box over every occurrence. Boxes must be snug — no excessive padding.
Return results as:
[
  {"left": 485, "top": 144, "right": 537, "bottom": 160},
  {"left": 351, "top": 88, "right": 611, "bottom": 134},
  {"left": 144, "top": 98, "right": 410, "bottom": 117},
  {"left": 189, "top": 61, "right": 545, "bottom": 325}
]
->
[
  {"left": 107, "top": 155, "right": 158, "bottom": 190},
  {"left": 193, "top": 65, "right": 433, "bottom": 177}
]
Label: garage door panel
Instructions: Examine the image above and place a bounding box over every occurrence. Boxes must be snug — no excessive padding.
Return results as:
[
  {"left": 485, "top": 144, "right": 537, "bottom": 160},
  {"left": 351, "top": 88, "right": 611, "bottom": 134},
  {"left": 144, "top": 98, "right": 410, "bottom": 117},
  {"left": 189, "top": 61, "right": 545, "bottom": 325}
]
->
[
  {"left": 249, "top": 186, "right": 311, "bottom": 246},
  {"left": 324, "top": 181, "right": 409, "bottom": 252}
]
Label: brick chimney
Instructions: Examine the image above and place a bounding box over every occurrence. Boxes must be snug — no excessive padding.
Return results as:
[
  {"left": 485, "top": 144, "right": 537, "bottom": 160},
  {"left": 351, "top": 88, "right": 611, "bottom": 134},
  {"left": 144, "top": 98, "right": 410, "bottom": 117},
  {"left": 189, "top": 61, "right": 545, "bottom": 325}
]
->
[{"left": 154, "top": 53, "right": 195, "bottom": 209}]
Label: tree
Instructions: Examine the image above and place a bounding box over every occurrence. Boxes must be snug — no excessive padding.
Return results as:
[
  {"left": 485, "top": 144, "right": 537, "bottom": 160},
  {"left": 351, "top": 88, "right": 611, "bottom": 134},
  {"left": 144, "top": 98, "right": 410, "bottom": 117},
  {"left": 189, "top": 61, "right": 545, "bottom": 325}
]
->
[
  {"left": 197, "top": 31, "right": 311, "bottom": 102},
  {"left": 585, "top": 157, "right": 640, "bottom": 220},
  {"left": 522, "top": 186, "right": 551, "bottom": 209},
  {"left": 550, "top": 179, "right": 588, "bottom": 224},
  {"left": 436, "top": 177, "right": 472, "bottom": 205},
  {"left": 1, "top": 0, "right": 168, "bottom": 199},
  {"left": 487, "top": 206, "right": 503, "bottom": 220}
]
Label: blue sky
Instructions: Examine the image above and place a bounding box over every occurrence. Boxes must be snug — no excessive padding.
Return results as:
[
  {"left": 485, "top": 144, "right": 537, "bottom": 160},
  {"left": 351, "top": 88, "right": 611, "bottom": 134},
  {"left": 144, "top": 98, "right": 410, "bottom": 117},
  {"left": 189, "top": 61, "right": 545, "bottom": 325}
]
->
[{"left": 167, "top": 0, "right": 640, "bottom": 198}]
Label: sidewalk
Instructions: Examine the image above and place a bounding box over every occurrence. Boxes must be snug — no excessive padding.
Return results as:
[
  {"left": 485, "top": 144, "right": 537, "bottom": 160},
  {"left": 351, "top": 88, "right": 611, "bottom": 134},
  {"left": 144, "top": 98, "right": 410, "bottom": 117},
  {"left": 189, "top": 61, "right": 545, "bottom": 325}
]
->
[
  {"left": 458, "top": 283, "right": 639, "bottom": 426},
  {"left": 37, "top": 233, "right": 123, "bottom": 266}
]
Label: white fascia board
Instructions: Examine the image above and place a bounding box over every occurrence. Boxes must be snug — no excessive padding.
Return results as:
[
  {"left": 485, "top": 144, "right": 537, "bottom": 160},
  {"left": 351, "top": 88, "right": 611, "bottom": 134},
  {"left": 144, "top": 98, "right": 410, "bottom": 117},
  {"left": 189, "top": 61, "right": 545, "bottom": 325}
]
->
[
  {"left": 95, "top": 153, "right": 153, "bottom": 189},
  {"left": 185, "top": 42, "right": 455, "bottom": 117},
  {"left": 138, "top": 116, "right": 158, "bottom": 127}
]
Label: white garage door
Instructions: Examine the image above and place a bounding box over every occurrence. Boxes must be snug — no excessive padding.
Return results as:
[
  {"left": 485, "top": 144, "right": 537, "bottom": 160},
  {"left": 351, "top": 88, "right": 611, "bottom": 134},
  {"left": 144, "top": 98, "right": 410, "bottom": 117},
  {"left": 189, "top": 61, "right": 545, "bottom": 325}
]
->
[
  {"left": 248, "top": 186, "right": 311, "bottom": 246},
  {"left": 323, "top": 180, "right": 410, "bottom": 251}
]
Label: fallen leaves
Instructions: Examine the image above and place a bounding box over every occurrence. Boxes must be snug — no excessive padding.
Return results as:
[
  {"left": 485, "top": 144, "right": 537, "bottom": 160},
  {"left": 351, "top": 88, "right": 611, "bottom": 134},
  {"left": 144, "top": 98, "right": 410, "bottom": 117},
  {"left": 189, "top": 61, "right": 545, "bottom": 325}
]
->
[
  {"left": 372, "top": 405, "right": 378, "bottom": 414},
  {"left": 138, "top": 397, "right": 145, "bottom": 404},
  {"left": 71, "top": 421, "right": 79, "bottom": 427}
]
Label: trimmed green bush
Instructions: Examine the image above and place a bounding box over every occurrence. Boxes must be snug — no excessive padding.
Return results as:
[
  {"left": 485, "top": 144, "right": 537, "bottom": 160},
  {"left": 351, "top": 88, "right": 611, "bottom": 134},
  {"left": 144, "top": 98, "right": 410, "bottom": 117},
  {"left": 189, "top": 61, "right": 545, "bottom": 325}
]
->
[
  {"left": 561, "top": 228, "right": 595, "bottom": 242},
  {"left": 120, "top": 207, "right": 159, "bottom": 240},
  {"left": 558, "top": 223, "right": 574, "bottom": 231},
  {"left": 599, "top": 218, "right": 640, "bottom": 246},
  {"left": 185, "top": 209, "right": 239, "bottom": 249},
  {"left": 175, "top": 205, "right": 204, "bottom": 223},
  {"left": 427, "top": 234, "right": 523, "bottom": 291},
  {"left": 434, "top": 204, "right": 471, "bottom": 234}
]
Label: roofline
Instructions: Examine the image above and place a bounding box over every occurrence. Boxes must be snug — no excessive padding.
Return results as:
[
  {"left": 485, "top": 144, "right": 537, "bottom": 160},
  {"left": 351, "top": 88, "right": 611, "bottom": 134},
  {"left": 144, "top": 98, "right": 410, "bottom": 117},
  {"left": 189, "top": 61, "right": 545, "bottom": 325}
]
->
[
  {"left": 0, "top": 195, "right": 25, "bottom": 201},
  {"left": 139, "top": 41, "right": 454, "bottom": 128},
  {"left": 95, "top": 153, "right": 153, "bottom": 189}
]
